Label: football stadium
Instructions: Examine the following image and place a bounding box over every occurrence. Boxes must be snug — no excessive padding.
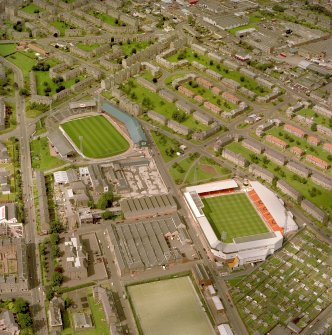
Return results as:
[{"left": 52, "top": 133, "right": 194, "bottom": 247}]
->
[{"left": 184, "top": 180, "right": 298, "bottom": 267}]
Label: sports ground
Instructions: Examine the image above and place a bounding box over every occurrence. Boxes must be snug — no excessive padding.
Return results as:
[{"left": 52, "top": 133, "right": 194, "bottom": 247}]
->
[
  {"left": 128, "top": 276, "right": 215, "bottom": 335},
  {"left": 202, "top": 193, "right": 269, "bottom": 243},
  {"left": 61, "top": 115, "right": 129, "bottom": 158}
]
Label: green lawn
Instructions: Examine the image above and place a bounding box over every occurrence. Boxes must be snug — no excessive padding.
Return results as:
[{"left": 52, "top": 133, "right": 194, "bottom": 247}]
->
[
  {"left": 128, "top": 276, "right": 215, "bottom": 335},
  {"left": 21, "top": 3, "right": 42, "bottom": 13},
  {"left": 61, "top": 294, "right": 109, "bottom": 335},
  {"left": 169, "top": 156, "right": 197, "bottom": 184},
  {"left": 123, "top": 79, "right": 209, "bottom": 131},
  {"left": 186, "top": 156, "right": 231, "bottom": 185},
  {"left": 76, "top": 43, "right": 100, "bottom": 51},
  {"left": 88, "top": 10, "right": 125, "bottom": 26},
  {"left": 6, "top": 51, "right": 37, "bottom": 78},
  {"left": 51, "top": 20, "right": 75, "bottom": 36},
  {"left": 266, "top": 126, "right": 332, "bottom": 166},
  {"left": 30, "top": 137, "right": 65, "bottom": 171},
  {"left": 61, "top": 115, "right": 129, "bottom": 158},
  {"left": 298, "top": 108, "right": 332, "bottom": 128},
  {"left": 225, "top": 141, "right": 332, "bottom": 217},
  {"left": 120, "top": 41, "right": 152, "bottom": 57},
  {"left": 0, "top": 43, "right": 16, "bottom": 57},
  {"left": 151, "top": 131, "right": 180, "bottom": 163},
  {"left": 183, "top": 81, "right": 236, "bottom": 112},
  {"left": 202, "top": 193, "right": 269, "bottom": 242},
  {"left": 167, "top": 48, "right": 270, "bottom": 96},
  {"left": 35, "top": 72, "right": 84, "bottom": 96},
  {"left": 35, "top": 118, "right": 47, "bottom": 135}
]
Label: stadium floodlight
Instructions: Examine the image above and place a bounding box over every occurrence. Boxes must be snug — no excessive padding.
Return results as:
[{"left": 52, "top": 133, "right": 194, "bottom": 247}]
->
[{"left": 79, "top": 135, "right": 83, "bottom": 153}]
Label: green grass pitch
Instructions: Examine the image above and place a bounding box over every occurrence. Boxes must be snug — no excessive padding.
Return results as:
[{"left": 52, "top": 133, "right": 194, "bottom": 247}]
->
[
  {"left": 61, "top": 115, "right": 129, "bottom": 158},
  {"left": 202, "top": 193, "right": 269, "bottom": 243},
  {"left": 128, "top": 277, "right": 215, "bottom": 335}
]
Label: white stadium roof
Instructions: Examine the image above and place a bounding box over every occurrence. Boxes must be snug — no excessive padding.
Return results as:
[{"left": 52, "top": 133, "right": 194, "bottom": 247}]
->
[
  {"left": 250, "top": 181, "right": 298, "bottom": 233},
  {"left": 184, "top": 179, "right": 238, "bottom": 194}
]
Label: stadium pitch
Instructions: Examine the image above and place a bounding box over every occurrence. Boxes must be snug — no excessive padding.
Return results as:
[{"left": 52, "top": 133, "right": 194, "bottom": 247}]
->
[
  {"left": 128, "top": 276, "right": 215, "bottom": 335},
  {"left": 202, "top": 193, "right": 269, "bottom": 243},
  {"left": 61, "top": 115, "right": 129, "bottom": 158}
]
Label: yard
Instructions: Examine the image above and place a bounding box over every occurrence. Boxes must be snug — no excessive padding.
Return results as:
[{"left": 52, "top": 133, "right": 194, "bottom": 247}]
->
[
  {"left": 21, "top": 3, "right": 42, "bottom": 13},
  {"left": 122, "top": 79, "right": 209, "bottom": 132},
  {"left": 51, "top": 20, "right": 76, "bottom": 36},
  {"left": 167, "top": 48, "right": 270, "bottom": 96},
  {"left": 61, "top": 115, "right": 129, "bottom": 158},
  {"left": 202, "top": 192, "right": 269, "bottom": 242},
  {"left": 30, "top": 137, "right": 65, "bottom": 171},
  {"left": 76, "top": 43, "right": 100, "bottom": 52},
  {"left": 225, "top": 141, "right": 332, "bottom": 218},
  {"left": 128, "top": 276, "right": 215, "bottom": 335},
  {"left": 120, "top": 40, "right": 152, "bottom": 57},
  {"left": 88, "top": 10, "right": 125, "bottom": 26}
]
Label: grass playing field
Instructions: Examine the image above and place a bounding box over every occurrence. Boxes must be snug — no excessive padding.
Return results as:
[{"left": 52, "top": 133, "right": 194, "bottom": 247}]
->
[
  {"left": 202, "top": 193, "right": 269, "bottom": 243},
  {"left": 128, "top": 276, "right": 215, "bottom": 335},
  {"left": 61, "top": 115, "right": 129, "bottom": 158}
]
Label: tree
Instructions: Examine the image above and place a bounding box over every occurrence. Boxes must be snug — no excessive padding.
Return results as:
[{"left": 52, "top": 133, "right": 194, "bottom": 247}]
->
[
  {"left": 52, "top": 271, "right": 64, "bottom": 287},
  {"left": 17, "top": 313, "right": 33, "bottom": 328},
  {"left": 131, "top": 48, "right": 137, "bottom": 54},
  {"left": 102, "top": 210, "right": 115, "bottom": 220},
  {"left": 19, "top": 88, "right": 29, "bottom": 96},
  {"left": 97, "top": 191, "right": 114, "bottom": 210},
  {"left": 272, "top": 4, "right": 285, "bottom": 12},
  {"left": 64, "top": 297, "right": 72, "bottom": 309},
  {"left": 14, "top": 298, "right": 29, "bottom": 314},
  {"left": 311, "top": 123, "right": 317, "bottom": 131}
]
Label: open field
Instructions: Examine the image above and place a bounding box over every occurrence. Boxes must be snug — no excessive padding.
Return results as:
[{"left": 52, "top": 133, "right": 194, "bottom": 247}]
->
[
  {"left": 128, "top": 276, "right": 215, "bottom": 335},
  {"left": 122, "top": 79, "right": 209, "bottom": 132},
  {"left": 30, "top": 137, "right": 65, "bottom": 171},
  {"left": 151, "top": 131, "right": 180, "bottom": 163},
  {"left": 225, "top": 141, "right": 332, "bottom": 218},
  {"left": 0, "top": 43, "right": 16, "bottom": 57},
  {"left": 229, "top": 229, "right": 332, "bottom": 334},
  {"left": 21, "top": 3, "right": 42, "bottom": 13},
  {"left": 6, "top": 51, "right": 37, "bottom": 78},
  {"left": 167, "top": 48, "right": 270, "bottom": 96},
  {"left": 61, "top": 115, "right": 129, "bottom": 158},
  {"left": 76, "top": 43, "right": 100, "bottom": 51},
  {"left": 88, "top": 10, "right": 125, "bottom": 26},
  {"left": 202, "top": 193, "right": 269, "bottom": 242}
]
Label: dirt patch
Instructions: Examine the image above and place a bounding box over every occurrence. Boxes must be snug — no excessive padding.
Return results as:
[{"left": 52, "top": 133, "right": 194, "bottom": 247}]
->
[{"left": 200, "top": 164, "right": 217, "bottom": 175}]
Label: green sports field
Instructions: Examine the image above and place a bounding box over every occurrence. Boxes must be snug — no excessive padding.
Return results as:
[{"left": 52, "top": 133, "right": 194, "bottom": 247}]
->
[
  {"left": 61, "top": 115, "right": 129, "bottom": 158},
  {"left": 128, "top": 276, "right": 215, "bottom": 335},
  {"left": 202, "top": 193, "right": 269, "bottom": 243}
]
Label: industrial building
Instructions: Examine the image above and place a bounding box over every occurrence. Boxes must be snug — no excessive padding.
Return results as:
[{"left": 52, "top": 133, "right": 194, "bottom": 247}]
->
[
  {"left": 120, "top": 194, "right": 177, "bottom": 219},
  {"left": 105, "top": 214, "right": 192, "bottom": 276}
]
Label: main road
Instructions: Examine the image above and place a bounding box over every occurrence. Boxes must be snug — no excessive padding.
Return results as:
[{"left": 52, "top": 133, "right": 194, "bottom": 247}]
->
[{"left": 3, "top": 57, "right": 48, "bottom": 335}]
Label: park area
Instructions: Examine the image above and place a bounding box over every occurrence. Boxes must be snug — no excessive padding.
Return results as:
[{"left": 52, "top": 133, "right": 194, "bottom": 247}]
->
[
  {"left": 202, "top": 193, "right": 269, "bottom": 242},
  {"left": 61, "top": 115, "right": 129, "bottom": 158},
  {"left": 229, "top": 228, "right": 332, "bottom": 334},
  {"left": 127, "top": 276, "right": 215, "bottom": 335}
]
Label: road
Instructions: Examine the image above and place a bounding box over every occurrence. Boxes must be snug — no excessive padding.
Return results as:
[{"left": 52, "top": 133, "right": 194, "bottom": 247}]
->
[{"left": 3, "top": 57, "right": 48, "bottom": 335}]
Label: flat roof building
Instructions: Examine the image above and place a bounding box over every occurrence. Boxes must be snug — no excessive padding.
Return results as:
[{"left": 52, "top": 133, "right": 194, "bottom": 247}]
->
[{"left": 120, "top": 194, "right": 177, "bottom": 219}]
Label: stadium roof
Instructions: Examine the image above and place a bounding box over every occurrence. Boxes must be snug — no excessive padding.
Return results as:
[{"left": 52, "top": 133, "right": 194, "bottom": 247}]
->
[
  {"left": 250, "top": 181, "right": 298, "bottom": 233},
  {"left": 102, "top": 102, "right": 147, "bottom": 146},
  {"left": 48, "top": 130, "right": 75, "bottom": 157},
  {"left": 184, "top": 180, "right": 238, "bottom": 194}
]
